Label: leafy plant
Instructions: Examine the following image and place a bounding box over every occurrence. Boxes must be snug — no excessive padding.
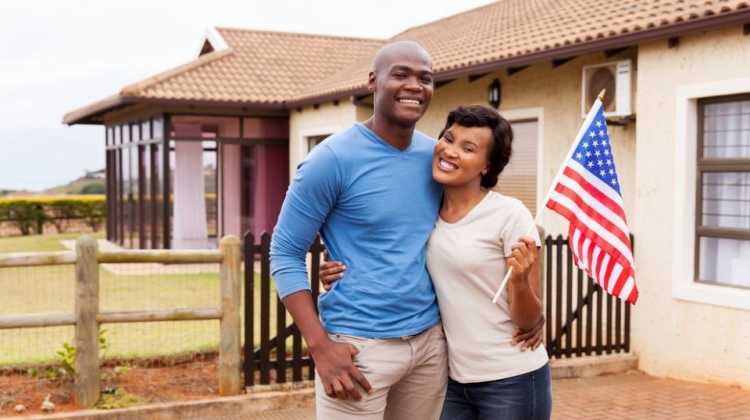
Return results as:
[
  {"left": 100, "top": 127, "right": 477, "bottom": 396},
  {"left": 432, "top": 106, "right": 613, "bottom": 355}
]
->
[
  {"left": 54, "top": 329, "right": 110, "bottom": 381},
  {"left": 96, "top": 388, "right": 144, "bottom": 410}
]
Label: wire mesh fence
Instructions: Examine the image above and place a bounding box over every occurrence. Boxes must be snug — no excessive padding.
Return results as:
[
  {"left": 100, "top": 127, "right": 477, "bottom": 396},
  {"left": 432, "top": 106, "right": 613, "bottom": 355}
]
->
[
  {"left": 0, "top": 258, "right": 250, "bottom": 368},
  {"left": 0, "top": 265, "right": 75, "bottom": 366}
]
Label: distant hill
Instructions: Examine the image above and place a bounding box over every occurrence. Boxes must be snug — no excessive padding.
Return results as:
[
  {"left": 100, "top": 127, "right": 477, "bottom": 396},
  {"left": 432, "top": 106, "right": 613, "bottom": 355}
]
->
[{"left": 44, "top": 170, "right": 106, "bottom": 195}]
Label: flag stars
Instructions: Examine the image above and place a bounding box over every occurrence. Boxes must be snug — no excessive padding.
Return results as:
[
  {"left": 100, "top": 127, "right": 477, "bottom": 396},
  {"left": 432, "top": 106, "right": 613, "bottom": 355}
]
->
[
  {"left": 589, "top": 131, "right": 596, "bottom": 138},
  {"left": 609, "top": 169, "right": 614, "bottom": 175},
  {"left": 599, "top": 170, "right": 606, "bottom": 176},
  {"left": 597, "top": 160, "right": 604, "bottom": 167},
  {"left": 576, "top": 152, "right": 583, "bottom": 160},
  {"left": 596, "top": 120, "right": 602, "bottom": 127},
  {"left": 586, "top": 151, "right": 592, "bottom": 157},
  {"left": 604, "top": 149, "right": 610, "bottom": 156},
  {"left": 593, "top": 140, "right": 599, "bottom": 147},
  {"left": 598, "top": 130, "right": 605, "bottom": 137},
  {"left": 587, "top": 161, "right": 594, "bottom": 168},
  {"left": 611, "top": 179, "right": 617, "bottom": 185},
  {"left": 594, "top": 150, "right": 601, "bottom": 157},
  {"left": 583, "top": 142, "right": 589, "bottom": 149},
  {"left": 606, "top": 159, "right": 612, "bottom": 166}
]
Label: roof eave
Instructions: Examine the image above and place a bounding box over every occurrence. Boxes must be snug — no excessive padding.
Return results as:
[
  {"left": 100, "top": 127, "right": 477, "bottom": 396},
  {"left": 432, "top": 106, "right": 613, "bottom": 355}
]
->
[
  {"left": 63, "top": 95, "right": 134, "bottom": 125},
  {"left": 290, "top": 9, "right": 750, "bottom": 107},
  {"left": 64, "top": 95, "right": 288, "bottom": 126}
]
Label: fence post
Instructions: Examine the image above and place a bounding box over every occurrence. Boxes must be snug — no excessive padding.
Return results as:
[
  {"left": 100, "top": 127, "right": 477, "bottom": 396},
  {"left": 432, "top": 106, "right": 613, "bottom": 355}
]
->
[
  {"left": 74, "top": 235, "right": 100, "bottom": 407},
  {"left": 219, "top": 235, "right": 242, "bottom": 395}
]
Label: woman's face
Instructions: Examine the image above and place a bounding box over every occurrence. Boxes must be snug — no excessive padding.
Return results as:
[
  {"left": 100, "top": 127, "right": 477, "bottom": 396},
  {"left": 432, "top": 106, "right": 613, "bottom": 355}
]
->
[{"left": 432, "top": 123, "right": 493, "bottom": 188}]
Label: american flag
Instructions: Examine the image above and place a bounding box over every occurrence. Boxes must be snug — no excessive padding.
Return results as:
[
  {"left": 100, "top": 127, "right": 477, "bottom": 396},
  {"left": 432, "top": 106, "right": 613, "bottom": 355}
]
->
[{"left": 544, "top": 99, "right": 638, "bottom": 304}]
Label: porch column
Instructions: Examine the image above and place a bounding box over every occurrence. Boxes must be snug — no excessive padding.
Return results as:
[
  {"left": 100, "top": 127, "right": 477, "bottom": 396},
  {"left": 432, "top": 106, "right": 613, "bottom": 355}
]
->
[{"left": 173, "top": 141, "right": 208, "bottom": 249}]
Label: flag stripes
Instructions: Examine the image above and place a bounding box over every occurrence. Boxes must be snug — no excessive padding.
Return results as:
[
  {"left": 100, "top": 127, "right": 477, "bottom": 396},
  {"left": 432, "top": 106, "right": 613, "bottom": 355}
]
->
[{"left": 544, "top": 99, "right": 638, "bottom": 304}]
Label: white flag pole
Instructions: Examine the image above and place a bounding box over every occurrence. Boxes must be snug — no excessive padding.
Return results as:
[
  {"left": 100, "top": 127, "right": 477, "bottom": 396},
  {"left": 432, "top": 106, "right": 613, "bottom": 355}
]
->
[{"left": 491, "top": 90, "right": 607, "bottom": 304}]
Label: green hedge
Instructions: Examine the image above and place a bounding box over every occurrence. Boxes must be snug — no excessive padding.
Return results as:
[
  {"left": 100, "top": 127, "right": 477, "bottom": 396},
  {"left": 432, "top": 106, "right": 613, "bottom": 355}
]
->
[{"left": 0, "top": 195, "right": 106, "bottom": 235}]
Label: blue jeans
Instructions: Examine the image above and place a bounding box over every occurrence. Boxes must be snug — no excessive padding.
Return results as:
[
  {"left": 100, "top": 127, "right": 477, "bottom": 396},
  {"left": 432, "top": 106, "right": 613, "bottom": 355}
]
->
[{"left": 440, "top": 363, "right": 552, "bottom": 420}]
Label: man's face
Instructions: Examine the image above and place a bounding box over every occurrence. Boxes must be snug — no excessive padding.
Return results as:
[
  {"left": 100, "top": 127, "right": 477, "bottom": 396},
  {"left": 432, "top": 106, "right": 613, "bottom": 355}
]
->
[{"left": 369, "top": 52, "right": 434, "bottom": 127}]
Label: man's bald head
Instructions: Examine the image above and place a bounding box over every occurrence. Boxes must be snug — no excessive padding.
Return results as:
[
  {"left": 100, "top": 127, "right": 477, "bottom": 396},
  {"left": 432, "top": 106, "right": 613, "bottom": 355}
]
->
[
  {"left": 371, "top": 41, "right": 432, "bottom": 75},
  {"left": 366, "top": 40, "right": 434, "bottom": 130}
]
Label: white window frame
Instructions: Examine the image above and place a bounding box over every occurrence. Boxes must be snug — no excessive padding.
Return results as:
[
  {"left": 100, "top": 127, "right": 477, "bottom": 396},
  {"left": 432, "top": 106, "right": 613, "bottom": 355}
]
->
[{"left": 672, "top": 77, "right": 750, "bottom": 311}]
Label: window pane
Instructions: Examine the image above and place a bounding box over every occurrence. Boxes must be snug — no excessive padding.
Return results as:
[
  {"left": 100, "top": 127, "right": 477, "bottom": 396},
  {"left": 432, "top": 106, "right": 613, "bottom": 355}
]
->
[
  {"left": 141, "top": 120, "right": 151, "bottom": 141},
  {"left": 703, "top": 99, "right": 750, "bottom": 159},
  {"left": 701, "top": 172, "right": 750, "bottom": 229},
  {"left": 698, "top": 236, "right": 750, "bottom": 288}
]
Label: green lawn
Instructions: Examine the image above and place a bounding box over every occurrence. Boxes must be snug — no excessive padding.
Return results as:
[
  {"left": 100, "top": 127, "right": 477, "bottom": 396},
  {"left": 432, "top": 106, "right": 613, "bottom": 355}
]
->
[
  {"left": 0, "top": 232, "right": 105, "bottom": 253},
  {"left": 0, "top": 233, "right": 291, "bottom": 367}
]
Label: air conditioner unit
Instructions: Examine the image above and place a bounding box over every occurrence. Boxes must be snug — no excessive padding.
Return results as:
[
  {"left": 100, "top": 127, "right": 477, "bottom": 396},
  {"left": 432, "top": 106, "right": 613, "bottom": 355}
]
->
[{"left": 581, "top": 60, "right": 633, "bottom": 119}]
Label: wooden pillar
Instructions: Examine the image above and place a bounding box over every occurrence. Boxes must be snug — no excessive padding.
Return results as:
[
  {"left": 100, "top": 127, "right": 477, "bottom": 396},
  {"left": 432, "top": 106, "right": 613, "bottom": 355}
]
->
[
  {"left": 219, "top": 235, "right": 242, "bottom": 395},
  {"left": 74, "top": 235, "right": 100, "bottom": 407}
]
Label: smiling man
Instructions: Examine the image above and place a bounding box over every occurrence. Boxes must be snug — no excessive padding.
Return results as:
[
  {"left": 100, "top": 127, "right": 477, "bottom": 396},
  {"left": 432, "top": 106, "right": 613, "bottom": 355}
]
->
[{"left": 270, "top": 41, "right": 447, "bottom": 419}]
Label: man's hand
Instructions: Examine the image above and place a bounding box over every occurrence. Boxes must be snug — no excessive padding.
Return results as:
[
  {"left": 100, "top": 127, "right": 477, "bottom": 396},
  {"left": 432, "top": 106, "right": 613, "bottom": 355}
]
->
[
  {"left": 320, "top": 260, "right": 346, "bottom": 291},
  {"left": 311, "top": 337, "right": 372, "bottom": 400},
  {"left": 512, "top": 315, "right": 545, "bottom": 351}
]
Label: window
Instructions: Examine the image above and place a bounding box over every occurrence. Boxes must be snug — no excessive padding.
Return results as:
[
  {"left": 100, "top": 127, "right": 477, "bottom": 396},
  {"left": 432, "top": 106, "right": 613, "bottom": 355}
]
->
[
  {"left": 695, "top": 95, "right": 750, "bottom": 289},
  {"left": 307, "top": 135, "right": 328, "bottom": 153},
  {"left": 494, "top": 119, "right": 539, "bottom": 216}
]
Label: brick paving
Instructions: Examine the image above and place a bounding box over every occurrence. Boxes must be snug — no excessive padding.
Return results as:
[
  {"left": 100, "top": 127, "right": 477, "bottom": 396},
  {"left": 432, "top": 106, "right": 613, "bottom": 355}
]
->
[
  {"left": 216, "top": 372, "right": 750, "bottom": 420},
  {"left": 552, "top": 371, "right": 750, "bottom": 420}
]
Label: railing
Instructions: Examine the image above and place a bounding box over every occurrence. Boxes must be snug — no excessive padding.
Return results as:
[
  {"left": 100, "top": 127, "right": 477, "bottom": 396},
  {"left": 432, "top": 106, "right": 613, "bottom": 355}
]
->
[
  {"left": 0, "top": 236, "right": 243, "bottom": 407},
  {"left": 544, "top": 235, "right": 631, "bottom": 358},
  {"left": 243, "top": 232, "right": 323, "bottom": 387},
  {"left": 242, "top": 230, "right": 633, "bottom": 387}
]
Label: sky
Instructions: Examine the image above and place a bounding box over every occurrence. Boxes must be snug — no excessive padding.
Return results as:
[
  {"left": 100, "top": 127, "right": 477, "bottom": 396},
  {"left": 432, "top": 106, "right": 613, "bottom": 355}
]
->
[{"left": 0, "top": 0, "right": 495, "bottom": 191}]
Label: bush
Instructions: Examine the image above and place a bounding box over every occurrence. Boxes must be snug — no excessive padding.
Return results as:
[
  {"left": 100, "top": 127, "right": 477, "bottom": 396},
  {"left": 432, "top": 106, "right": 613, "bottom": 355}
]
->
[
  {"left": 0, "top": 195, "right": 106, "bottom": 236},
  {"left": 81, "top": 182, "right": 106, "bottom": 195}
]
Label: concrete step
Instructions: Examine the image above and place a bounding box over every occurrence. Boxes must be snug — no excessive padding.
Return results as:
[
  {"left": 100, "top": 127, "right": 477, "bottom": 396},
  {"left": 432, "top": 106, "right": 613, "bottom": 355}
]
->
[{"left": 550, "top": 352, "right": 638, "bottom": 379}]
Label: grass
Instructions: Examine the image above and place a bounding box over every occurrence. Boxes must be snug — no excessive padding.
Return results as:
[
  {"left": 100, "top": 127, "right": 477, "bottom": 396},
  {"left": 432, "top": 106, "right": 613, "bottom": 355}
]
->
[
  {"left": 0, "top": 232, "right": 105, "bottom": 253},
  {"left": 0, "top": 233, "right": 289, "bottom": 367}
]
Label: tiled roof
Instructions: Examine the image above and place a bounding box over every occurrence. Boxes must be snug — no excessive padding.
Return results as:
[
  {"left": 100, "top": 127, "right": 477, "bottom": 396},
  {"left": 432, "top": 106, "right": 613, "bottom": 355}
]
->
[
  {"left": 124, "top": 28, "right": 383, "bottom": 104},
  {"left": 294, "top": 0, "right": 750, "bottom": 103},
  {"left": 63, "top": 29, "right": 382, "bottom": 123},
  {"left": 65, "top": 0, "right": 750, "bottom": 124}
]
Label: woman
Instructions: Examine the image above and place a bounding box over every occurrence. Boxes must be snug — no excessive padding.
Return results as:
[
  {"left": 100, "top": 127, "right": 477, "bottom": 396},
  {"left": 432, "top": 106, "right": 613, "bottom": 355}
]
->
[{"left": 322, "top": 105, "right": 551, "bottom": 420}]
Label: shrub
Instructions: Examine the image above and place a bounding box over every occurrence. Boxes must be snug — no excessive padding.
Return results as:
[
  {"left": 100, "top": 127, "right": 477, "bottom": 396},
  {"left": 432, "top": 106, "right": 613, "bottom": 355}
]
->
[
  {"left": 0, "top": 195, "right": 105, "bottom": 236},
  {"left": 81, "top": 182, "right": 105, "bottom": 195}
]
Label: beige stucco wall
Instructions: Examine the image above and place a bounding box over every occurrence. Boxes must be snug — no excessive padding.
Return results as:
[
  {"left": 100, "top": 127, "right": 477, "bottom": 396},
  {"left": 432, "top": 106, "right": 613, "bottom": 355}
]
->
[
  {"left": 288, "top": 102, "right": 358, "bottom": 180},
  {"left": 633, "top": 25, "right": 750, "bottom": 388},
  {"left": 418, "top": 52, "right": 637, "bottom": 236}
]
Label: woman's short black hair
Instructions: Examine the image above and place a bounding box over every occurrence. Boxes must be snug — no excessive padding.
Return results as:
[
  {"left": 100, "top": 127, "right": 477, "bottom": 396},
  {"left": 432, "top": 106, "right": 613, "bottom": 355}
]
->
[{"left": 438, "top": 105, "right": 513, "bottom": 188}]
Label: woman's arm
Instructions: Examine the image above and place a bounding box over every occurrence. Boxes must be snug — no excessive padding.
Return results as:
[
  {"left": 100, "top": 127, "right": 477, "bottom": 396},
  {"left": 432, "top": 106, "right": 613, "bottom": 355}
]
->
[{"left": 506, "top": 237, "right": 543, "bottom": 330}]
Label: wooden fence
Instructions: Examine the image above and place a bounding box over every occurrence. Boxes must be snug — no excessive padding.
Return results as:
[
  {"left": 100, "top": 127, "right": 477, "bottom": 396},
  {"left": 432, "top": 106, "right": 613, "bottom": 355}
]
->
[
  {"left": 544, "top": 234, "right": 631, "bottom": 358},
  {"left": 242, "top": 230, "right": 633, "bottom": 387},
  {"left": 0, "top": 235, "right": 243, "bottom": 407}
]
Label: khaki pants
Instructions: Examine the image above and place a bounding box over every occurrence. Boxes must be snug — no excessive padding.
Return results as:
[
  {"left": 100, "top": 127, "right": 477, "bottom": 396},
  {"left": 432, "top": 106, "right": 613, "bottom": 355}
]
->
[{"left": 315, "top": 323, "right": 448, "bottom": 420}]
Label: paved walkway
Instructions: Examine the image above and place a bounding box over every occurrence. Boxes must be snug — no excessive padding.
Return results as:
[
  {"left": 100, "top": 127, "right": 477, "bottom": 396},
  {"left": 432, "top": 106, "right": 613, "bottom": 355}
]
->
[{"left": 224, "top": 372, "right": 750, "bottom": 420}]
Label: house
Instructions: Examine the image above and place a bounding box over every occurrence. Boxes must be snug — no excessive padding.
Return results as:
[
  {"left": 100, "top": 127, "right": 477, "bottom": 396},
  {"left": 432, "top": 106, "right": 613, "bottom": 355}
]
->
[{"left": 64, "top": 0, "right": 750, "bottom": 388}]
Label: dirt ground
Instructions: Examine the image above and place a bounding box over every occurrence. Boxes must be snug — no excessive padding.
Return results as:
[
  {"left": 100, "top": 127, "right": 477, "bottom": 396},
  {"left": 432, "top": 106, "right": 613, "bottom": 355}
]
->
[{"left": 0, "top": 354, "right": 220, "bottom": 417}]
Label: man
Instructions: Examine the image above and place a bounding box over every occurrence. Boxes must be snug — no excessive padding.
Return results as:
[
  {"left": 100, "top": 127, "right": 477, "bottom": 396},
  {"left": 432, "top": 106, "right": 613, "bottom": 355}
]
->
[{"left": 271, "top": 40, "right": 447, "bottom": 420}]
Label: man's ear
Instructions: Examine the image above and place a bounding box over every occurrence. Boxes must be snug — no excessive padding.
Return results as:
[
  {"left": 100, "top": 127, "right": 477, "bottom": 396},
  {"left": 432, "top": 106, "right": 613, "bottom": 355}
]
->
[{"left": 367, "top": 71, "right": 376, "bottom": 92}]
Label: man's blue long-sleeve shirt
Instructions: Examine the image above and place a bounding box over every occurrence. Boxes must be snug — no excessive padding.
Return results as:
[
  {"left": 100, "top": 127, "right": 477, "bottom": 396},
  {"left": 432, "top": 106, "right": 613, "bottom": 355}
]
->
[{"left": 270, "top": 123, "right": 442, "bottom": 338}]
